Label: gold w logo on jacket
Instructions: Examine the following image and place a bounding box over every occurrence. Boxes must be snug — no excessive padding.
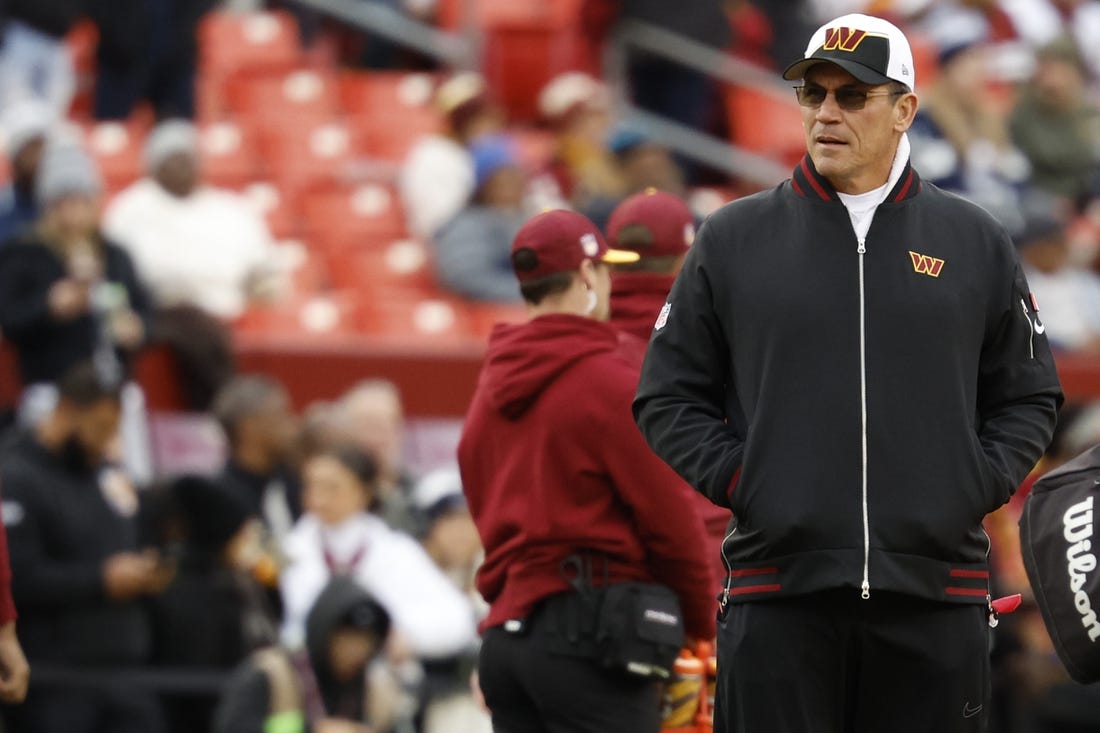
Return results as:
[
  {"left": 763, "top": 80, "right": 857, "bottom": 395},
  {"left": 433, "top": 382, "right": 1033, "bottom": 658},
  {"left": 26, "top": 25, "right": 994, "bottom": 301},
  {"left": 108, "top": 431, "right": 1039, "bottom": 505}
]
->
[{"left": 909, "top": 251, "right": 945, "bottom": 278}]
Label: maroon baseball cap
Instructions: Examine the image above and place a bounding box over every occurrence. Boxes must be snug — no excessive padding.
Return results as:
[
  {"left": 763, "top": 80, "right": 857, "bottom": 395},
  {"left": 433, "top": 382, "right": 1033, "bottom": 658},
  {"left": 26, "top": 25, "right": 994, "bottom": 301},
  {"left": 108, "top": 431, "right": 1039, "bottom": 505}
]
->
[
  {"left": 511, "top": 209, "right": 639, "bottom": 282},
  {"left": 606, "top": 188, "right": 695, "bottom": 257}
]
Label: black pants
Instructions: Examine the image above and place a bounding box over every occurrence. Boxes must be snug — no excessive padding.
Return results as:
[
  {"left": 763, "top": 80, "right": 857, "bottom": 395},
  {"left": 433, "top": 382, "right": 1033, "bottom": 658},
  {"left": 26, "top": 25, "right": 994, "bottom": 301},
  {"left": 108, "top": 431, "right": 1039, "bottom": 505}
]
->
[
  {"left": 478, "top": 601, "right": 661, "bottom": 733},
  {"left": 11, "top": 684, "right": 165, "bottom": 733},
  {"left": 714, "top": 590, "right": 990, "bottom": 733}
]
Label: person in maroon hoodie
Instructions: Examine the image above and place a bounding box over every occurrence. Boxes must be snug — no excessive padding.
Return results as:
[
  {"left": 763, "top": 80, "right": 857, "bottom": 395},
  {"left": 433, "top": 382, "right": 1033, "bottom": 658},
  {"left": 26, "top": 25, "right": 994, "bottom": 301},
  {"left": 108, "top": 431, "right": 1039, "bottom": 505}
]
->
[
  {"left": 606, "top": 188, "right": 694, "bottom": 354},
  {"left": 458, "top": 209, "right": 717, "bottom": 733},
  {"left": 605, "top": 189, "right": 731, "bottom": 581}
]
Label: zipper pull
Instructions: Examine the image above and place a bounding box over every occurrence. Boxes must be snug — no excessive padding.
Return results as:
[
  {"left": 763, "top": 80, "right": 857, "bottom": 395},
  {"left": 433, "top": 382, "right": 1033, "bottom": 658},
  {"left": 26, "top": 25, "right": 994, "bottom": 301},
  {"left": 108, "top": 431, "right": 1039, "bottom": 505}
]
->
[
  {"left": 857, "top": 238, "right": 866, "bottom": 255},
  {"left": 860, "top": 580, "right": 870, "bottom": 599}
]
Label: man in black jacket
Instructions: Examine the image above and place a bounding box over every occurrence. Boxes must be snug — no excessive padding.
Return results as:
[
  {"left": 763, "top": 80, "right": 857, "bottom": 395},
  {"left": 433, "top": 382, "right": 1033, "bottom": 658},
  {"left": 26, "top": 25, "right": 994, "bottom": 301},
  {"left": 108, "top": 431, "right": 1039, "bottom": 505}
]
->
[
  {"left": 634, "top": 13, "right": 1063, "bottom": 733},
  {"left": 0, "top": 362, "right": 171, "bottom": 733}
]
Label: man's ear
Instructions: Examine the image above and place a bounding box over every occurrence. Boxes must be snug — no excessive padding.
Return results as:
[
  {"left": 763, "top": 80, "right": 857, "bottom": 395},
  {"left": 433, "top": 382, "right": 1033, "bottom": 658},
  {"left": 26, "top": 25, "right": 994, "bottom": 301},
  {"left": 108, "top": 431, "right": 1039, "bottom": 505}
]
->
[
  {"left": 894, "top": 92, "right": 919, "bottom": 133},
  {"left": 578, "top": 259, "right": 598, "bottom": 291}
]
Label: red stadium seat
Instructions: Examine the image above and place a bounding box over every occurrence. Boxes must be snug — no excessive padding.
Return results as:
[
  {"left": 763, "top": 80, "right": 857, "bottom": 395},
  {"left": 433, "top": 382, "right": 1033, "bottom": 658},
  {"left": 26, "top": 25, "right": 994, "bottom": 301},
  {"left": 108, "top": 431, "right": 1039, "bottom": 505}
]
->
[
  {"left": 66, "top": 21, "right": 98, "bottom": 120},
  {"left": 302, "top": 184, "right": 409, "bottom": 254},
  {"left": 84, "top": 121, "right": 146, "bottom": 194},
  {"left": 479, "top": 0, "right": 587, "bottom": 121},
  {"left": 199, "top": 10, "right": 301, "bottom": 79},
  {"left": 257, "top": 119, "right": 364, "bottom": 194},
  {"left": 235, "top": 292, "right": 362, "bottom": 338},
  {"left": 226, "top": 69, "right": 340, "bottom": 121},
  {"left": 358, "top": 293, "right": 477, "bottom": 343},
  {"left": 329, "top": 239, "right": 438, "bottom": 297},
  {"left": 199, "top": 121, "right": 260, "bottom": 189},
  {"left": 339, "top": 71, "right": 437, "bottom": 116},
  {"left": 340, "top": 72, "right": 444, "bottom": 161},
  {"left": 243, "top": 182, "right": 302, "bottom": 240},
  {"left": 724, "top": 85, "right": 806, "bottom": 167}
]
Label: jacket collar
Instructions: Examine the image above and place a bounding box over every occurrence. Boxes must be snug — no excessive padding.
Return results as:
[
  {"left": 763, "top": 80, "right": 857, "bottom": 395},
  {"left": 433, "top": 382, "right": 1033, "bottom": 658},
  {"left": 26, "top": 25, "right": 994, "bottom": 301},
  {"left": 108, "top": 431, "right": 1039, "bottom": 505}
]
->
[{"left": 790, "top": 153, "right": 921, "bottom": 204}]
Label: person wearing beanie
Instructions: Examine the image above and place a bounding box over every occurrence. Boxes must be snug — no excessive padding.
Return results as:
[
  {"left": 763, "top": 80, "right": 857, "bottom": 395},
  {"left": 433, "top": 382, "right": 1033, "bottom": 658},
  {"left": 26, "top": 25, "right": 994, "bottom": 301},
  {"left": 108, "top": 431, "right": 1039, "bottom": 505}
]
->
[
  {"left": 0, "top": 99, "right": 55, "bottom": 245},
  {"left": 0, "top": 141, "right": 152, "bottom": 404},
  {"left": 635, "top": 13, "right": 1062, "bottom": 731},
  {"left": 103, "top": 118, "right": 279, "bottom": 320},
  {"left": 399, "top": 72, "right": 507, "bottom": 239},
  {"left": 432, "top": 134, "right": 527, "bottom": 302},
  {"left": 148, "top": 474, "right": 279, "bottom": 733},
  {"left": 458, "top": 209, "right": 716, "bottom": 732}
]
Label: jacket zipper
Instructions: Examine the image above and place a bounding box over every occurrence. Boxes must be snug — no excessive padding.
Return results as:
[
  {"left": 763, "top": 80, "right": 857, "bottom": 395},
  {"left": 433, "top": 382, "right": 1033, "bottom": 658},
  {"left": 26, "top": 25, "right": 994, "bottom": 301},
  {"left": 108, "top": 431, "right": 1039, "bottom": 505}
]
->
[
  {"left": 858, "top": 237, "right": 871, "bottom": 600},
  {"left": 719, "top": 524, "right": 738, "bottom": 610},
  {"left": 1019, "top": 298, "right": 1035, "bottom": 359}
]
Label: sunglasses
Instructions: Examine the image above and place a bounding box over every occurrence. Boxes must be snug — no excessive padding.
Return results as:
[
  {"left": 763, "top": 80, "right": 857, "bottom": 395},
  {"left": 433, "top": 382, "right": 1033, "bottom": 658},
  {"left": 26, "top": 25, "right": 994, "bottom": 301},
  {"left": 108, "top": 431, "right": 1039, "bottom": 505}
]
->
[{"left": 793, "top": 84, "right": 905, "bottom": 111}]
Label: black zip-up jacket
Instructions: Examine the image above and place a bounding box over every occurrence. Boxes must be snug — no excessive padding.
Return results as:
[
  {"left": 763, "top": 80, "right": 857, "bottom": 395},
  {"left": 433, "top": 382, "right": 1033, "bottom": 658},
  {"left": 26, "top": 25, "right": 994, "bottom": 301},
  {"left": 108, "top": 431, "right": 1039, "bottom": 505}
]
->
[
  {"left": 0, "top": 432, "right": 151, "bottom": 664},
  {"left": 634, "top": 155, "right": 1063, "bottom": 606}
]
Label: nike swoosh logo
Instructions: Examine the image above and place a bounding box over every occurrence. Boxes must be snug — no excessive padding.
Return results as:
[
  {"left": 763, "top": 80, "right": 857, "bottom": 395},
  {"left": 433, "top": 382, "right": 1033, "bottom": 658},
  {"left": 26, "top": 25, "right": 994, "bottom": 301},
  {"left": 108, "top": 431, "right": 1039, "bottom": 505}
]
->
[
  {"left": 1035, "top": 320, "right": 1045, "bottom": 335},
  {"left": 962, "top": 702, "right": 983, "bottom": 719}
]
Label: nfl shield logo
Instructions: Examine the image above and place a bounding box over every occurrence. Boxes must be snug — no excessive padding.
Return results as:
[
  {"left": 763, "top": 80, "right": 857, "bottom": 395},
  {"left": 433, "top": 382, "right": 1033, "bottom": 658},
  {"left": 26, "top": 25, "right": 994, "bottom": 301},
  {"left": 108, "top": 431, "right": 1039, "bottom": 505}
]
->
[{"left": 654, "top": 302, "right": 671, "bottom": 331}]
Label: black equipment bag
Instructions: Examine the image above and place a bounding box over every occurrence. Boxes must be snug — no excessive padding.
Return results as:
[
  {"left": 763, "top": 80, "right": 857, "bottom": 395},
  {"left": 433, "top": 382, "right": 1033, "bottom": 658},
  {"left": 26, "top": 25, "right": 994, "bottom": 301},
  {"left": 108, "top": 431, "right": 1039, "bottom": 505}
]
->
[{"left": 1020, "top": 445, "right": 1100, "bottom": 683}]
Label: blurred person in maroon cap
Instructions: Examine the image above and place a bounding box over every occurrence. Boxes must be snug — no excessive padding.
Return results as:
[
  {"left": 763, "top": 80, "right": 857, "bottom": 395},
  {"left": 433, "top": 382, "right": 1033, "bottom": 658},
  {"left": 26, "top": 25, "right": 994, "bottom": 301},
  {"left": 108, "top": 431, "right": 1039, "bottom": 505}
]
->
[
  {"left": 605, "top": 188, "right": 736, "bottom": 582},
  {"left": 399, "top": 73, "right": 506, "bottom": 240},
  {"left": 606, "top": 187, "right": 695, "bottom": 345},
  {"left": 458, "top": 209, "right": 716, "bottom": 733}
]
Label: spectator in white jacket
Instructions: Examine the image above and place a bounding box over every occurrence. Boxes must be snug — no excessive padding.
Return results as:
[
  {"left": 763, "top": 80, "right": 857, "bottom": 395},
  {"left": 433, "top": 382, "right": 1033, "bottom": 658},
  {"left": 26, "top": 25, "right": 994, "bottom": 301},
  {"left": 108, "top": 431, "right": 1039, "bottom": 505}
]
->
[
  {"left": 280, "top": 444, "right": 478, "bottom": 660},
  {"left": 398, "top": 72, "right": 505, "bottom": 240},
  {"left": 103, "top": 119, "right": 280, "bottom": 320}
]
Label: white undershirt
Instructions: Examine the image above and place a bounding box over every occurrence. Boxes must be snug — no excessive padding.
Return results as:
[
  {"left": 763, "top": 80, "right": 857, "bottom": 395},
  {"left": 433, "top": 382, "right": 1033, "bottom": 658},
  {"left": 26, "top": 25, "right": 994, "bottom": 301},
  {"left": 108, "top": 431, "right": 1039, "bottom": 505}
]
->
[{"left": 837, "top": 133, "right": 911, "bottom": 243}]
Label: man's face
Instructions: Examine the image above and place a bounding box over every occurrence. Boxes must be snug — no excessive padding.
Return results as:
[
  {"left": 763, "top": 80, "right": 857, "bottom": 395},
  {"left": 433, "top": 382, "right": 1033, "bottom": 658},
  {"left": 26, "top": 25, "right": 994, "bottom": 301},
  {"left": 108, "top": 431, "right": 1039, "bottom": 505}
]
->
[
  {"left": 155, "top": 152, "right": 198, "bottom": 198},
  {"left": 241, "top": 393, "right": 297, "bottom": 468},
  {"left": 60, "top": 398, "right": 122, "bottom": 470},
  {"left": 800, "top": 64, "right": 916, "bottom": 194}
]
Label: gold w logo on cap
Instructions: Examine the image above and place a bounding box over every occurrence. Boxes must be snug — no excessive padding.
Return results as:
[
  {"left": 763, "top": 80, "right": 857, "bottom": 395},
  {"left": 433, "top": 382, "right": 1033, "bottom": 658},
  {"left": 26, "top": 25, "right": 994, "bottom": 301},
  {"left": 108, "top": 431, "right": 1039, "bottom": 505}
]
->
[{"left": 822, "top": 27, "right": 868, "bottom": 52}]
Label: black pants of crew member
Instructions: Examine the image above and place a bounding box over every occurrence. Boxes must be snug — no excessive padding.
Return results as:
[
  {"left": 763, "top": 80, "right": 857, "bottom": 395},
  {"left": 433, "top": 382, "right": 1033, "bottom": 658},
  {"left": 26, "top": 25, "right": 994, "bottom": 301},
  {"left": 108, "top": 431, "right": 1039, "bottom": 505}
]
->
[
  {"left": 9, "top": 683, "right": 165, "bottom": 733},
  {"left": 714, "top": 589, "right": 990, "bottom": 733},
  {"left": 478, "top": 605, "right": 661, "bottom": 733}
]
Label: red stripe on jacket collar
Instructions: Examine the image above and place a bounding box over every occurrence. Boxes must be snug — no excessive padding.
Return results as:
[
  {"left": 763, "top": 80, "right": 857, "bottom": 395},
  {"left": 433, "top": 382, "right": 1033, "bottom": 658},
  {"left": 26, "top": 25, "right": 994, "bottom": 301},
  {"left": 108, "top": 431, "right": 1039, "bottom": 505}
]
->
[{"left": 791, "top": 155, "right": 921, "bottom": 203}]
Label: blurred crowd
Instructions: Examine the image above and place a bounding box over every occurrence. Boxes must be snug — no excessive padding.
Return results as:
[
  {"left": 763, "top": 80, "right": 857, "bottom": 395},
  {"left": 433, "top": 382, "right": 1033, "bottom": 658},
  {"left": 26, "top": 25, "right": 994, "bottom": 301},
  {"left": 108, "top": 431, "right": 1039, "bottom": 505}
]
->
[{"left": 0, "top": 0, "right": 1100, "bottom": 732}]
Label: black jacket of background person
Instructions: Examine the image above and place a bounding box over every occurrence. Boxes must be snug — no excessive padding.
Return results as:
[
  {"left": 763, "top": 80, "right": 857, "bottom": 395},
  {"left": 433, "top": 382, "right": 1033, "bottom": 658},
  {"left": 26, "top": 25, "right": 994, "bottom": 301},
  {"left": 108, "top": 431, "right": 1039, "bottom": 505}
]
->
[
  {"left": 6, "top": 0, "right": 84, "bottom": 38},
  {"left": 635, "top": 154, "right": 1063, "bottom": 608},
  {"left": 88, "top": 0, "right": 216, "bottom": 69},
  {"left": 0, "top": 432, "right": 151, "bottom": 665},
  {"left": 0, "top": 236, "right": 151, "bottom": 386}
]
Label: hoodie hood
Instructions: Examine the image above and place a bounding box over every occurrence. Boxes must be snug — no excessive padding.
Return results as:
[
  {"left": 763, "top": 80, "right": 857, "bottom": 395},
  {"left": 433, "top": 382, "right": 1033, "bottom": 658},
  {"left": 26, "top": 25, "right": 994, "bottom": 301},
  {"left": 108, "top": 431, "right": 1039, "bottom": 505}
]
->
[
  {"left": 482, "top": 314, "right": 619, "bottom": 420},
  {"left": 305, "top": 577, "right": 390, "bottom": 683}
]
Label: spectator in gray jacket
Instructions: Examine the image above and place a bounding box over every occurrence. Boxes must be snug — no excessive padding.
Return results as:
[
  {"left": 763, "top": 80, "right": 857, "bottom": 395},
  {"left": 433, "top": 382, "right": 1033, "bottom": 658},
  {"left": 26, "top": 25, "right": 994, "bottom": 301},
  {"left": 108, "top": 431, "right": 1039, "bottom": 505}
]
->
[{"left": 432, "top": 134, "right": 525, "bottom": 303}]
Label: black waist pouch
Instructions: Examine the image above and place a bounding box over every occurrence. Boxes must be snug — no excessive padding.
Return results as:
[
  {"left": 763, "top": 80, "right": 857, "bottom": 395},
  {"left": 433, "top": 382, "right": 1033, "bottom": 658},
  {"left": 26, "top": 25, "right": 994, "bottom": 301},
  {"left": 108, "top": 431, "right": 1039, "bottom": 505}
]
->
[
  {"left": 1020, "top": 444, "right": 1100, "bottom": 683},
  {"left": 539, "top": 582, "right": 684, "bottom": 680},
  {"left": 594, "top": 582, "right": 684, "bottom": 679}
]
